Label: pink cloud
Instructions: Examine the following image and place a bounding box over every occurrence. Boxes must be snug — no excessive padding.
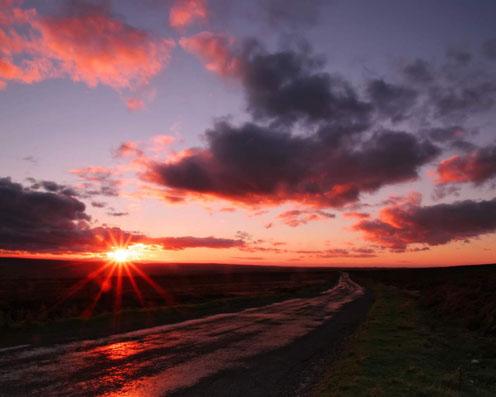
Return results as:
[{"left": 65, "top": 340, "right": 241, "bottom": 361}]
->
[
  {"left": 180, "top": 31, "right": 240, "bottom": 76},
  {"left": 169, "top": 0, "right": 207, "bottom": 29},
  {"left": 126, "top": 98, "right": 145, "bottom": 111},
  {"left": 0, "top": 1, "right": 174, "bottom": 93}
]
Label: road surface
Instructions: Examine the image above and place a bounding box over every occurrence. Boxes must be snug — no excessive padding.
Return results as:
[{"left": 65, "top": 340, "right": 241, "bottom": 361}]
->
[{"left": 0, "top": 273, "right": 370, "bottom": 396}]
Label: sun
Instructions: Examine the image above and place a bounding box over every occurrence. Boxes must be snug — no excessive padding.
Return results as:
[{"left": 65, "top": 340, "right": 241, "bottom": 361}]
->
[
  {"left": 107, "top": 248, "right": 132, "bottom": 264},
  {"left": 106, "top": 245, "right": 145, "bottom": 264}
]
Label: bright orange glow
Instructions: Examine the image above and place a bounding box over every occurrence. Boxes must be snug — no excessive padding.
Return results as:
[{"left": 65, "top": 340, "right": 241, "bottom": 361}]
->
[
  {"left": 106, "top": 244, "right": 148, "bottom": 264},
  {"left": 107, "top": 248, "right": 133, "bottom": 263}
]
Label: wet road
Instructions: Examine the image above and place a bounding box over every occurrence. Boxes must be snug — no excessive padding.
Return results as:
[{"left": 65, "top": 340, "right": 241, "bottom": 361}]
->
[{"left": 0, "top": 273, "right": 365, "bottom": 396}]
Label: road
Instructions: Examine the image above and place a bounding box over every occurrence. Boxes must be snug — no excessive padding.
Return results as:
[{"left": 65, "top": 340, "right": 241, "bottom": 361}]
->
[{"left": 0, "top": 273, "right": 370, "bottom": 396}]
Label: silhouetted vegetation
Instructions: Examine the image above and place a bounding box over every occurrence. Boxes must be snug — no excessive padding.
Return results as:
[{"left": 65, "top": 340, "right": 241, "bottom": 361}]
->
[
  {"left": 0, "top": 258, "right": 338, "bottom": 346},
  {"left": 350, "top": 264, "right": 496, "bottom": 335}
]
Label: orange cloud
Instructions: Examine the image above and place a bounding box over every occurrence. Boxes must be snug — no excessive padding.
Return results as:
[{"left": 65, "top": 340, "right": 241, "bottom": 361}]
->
[
  {"left": 180, "top": 32, "right": 240, "bottom": 76},
  {"left": 354, "top": 193, "right": 496, "bottom": 251},
  {"left": 436, "top": 146, "right": 496, "bottom": 185},
  {"left": 169, "top": 0, "right": 207, "bottom": 29}
]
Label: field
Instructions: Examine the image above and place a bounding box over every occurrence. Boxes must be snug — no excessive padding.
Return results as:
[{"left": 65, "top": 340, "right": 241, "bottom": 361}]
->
[
  {"left": 317, "top": 265, "right": 496, "bottom": 396},
  {"left": 0, "top": 257, "right": 339, "bottom": 347},
  {"left": 2, "top": 259, "right": 496, "bottom": 396}
]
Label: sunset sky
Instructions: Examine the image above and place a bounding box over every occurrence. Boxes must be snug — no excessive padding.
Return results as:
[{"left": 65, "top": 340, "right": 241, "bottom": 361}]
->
[{"left": 1, "top": 0, "right": 496, "bottom": 266}]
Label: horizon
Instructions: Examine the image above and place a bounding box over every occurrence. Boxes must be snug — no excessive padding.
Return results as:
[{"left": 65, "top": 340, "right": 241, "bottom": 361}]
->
[{"left": 0, "top": 256, "right": 494, "bottom": 270}]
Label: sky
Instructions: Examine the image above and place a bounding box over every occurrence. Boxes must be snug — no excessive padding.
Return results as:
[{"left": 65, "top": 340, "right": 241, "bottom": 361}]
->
[{"left": 1, "top": 0, "right": 496, "bottom": 266}]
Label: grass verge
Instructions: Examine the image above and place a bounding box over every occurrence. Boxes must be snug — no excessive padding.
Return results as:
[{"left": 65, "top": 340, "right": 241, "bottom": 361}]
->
[{"left": 316, "top": 284, "right": 496, "bottom": 396}]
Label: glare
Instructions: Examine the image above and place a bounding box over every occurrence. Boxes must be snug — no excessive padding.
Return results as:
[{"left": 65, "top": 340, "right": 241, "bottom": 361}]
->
[{"left": 106, "top": 245, "right": 144, "bottom": 264}]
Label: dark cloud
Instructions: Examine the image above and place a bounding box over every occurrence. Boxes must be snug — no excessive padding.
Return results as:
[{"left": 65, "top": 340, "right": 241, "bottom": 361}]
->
[
  {"left": 146, "top": 121, "right": 439, "bottom": 207},
  {"left": 0, "top": 177, "right": 93, "bottom": 253},
  {"left": 0, "top": 177, "right": 247, "bottom": 254},
  {"left": 429, "top": 82, "right": 496, "bottom": 120},
  {"left": 354, "top": 195, "right": 496, "bottom": 250},
  {"left": 27, "top": 178, "right": 79, "bottom": 197},
  {"left": 91, "top": 201, "right": 107, "bottom": 208},
  {"left": 432, "top": 184, "right": 461, "bottom": 201},
  {"left": 106, "top": 210, "right": 129, "bottom": 217},
  {"left": 366, "top": 79, "right": 418, "bottom": 122},
  {"left": 239, "top": 40, "right": 371, "bottom": 127},
  {"left": 424, "top": 126, "right": 476, "bottom": 151},
  {"left": 400, "top": 52, "right": 496, "bottom": 122},
  {"left": 154, "top": 38, "right": 496, "bottom": 210},
  {"left": 402, "top": 59, "right": 434, "bottom": 84}
]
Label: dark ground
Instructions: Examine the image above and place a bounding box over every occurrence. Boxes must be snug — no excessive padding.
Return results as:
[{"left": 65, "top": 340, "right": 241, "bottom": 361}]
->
[{"left": 0, "top": 257, "right": 339, "bottom": 346}]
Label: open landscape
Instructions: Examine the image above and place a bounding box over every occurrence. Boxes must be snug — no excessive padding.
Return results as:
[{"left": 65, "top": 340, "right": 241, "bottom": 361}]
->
[
  {"left": 1, "top": 258, "right": 496, "bottom": 395},
  {"left": 1, "top": 0, "right": 496, "bottom": 395}
]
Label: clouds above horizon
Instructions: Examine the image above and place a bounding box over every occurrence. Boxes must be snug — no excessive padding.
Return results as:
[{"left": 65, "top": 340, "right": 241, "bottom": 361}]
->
[
  {"left": 354, "top": 193, "right": 496, "bottom": 251},
  {"left": 143, "top": 34, "right": 496, "bottom": 214},
  {"left": 2, "top": 1, "right": 496, "bottom": 263},
  {"left": 0, "top": 177, "right": 244, "bottom": 254}
]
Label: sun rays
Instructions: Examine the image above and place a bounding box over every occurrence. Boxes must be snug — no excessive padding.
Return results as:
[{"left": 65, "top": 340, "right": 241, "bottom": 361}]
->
[{"left": 50, "top": 230, "right": 173, "bottom": 322}]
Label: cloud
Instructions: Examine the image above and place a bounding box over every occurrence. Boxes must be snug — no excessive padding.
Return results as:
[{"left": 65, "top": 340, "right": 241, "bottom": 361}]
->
[
  {"left": 27, "top": 177, "right": 78, "bottom": 196},
  {"left": 182, "top": 36, "right": 371, "bottom": 127},
  {"left": 241, "top": 41, "right": 372, "bottom": 127},
  {"left": 0, "top": 176, "right": 94, "bottom": 253},
  {"left": 180, "top": 32, "right": 240, "bottom": 76},
  {"left": 91, "top": 201, "right": 106, "bottom": 208},
  {"left": 106, "top": 209, "right": 129, "bottom": 217},
  {"left": 126, "top": 98, "right": 145, "bottom": 111},
  {"left": 276, "top": 209, "right": 334, "bottom": 227},
  {"left": 436, "top": 145, "right": 496, "bottom": 185},
  {"left": 402, "top": 59, "right": 434, "bottom": 84},
  {"left": 354, "top": 193, "right": 496, "bottom": 250},
  {"left": 422, "top": 126, "right": 476, "bottom": 152},
  {"left": 366, "top": 79, "right": 418, "bottom": 122},
  {"left": 293, "top": 247, "right": 376, "bottom": 259},
  {"left": 169, "top": 0, "right": 207, "bottom": 29},
  {"left": 0, "top": 1, "right": 174, "bottom": 92},
  {"left": 149, "top": 236, "right": 245, "bottom": 250},
  {"left": 70, "top": 166, "right": 122, "bottom": 197},
  {"left": 114, "top": 141, "right": 144, "bottom": 158},
  {"left": 343, "top": 211, "right": 370, "bottom": 220},
  {"left": 0, "top": 177, "right": 246, "bottom": 254},
  {"left": 145, "top": 121, "right": 439, "bottom": 207}
]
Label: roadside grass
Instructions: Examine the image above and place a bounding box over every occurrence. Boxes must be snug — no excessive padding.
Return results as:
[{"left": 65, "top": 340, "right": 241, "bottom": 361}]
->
[{"left": 317, "top": 284, "right": 496, "bottom": 396}]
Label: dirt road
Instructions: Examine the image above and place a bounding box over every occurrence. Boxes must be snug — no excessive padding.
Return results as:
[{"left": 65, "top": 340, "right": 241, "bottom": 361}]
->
[{"left": 0, "top": 273, "right": 370, "bottom": 396}]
